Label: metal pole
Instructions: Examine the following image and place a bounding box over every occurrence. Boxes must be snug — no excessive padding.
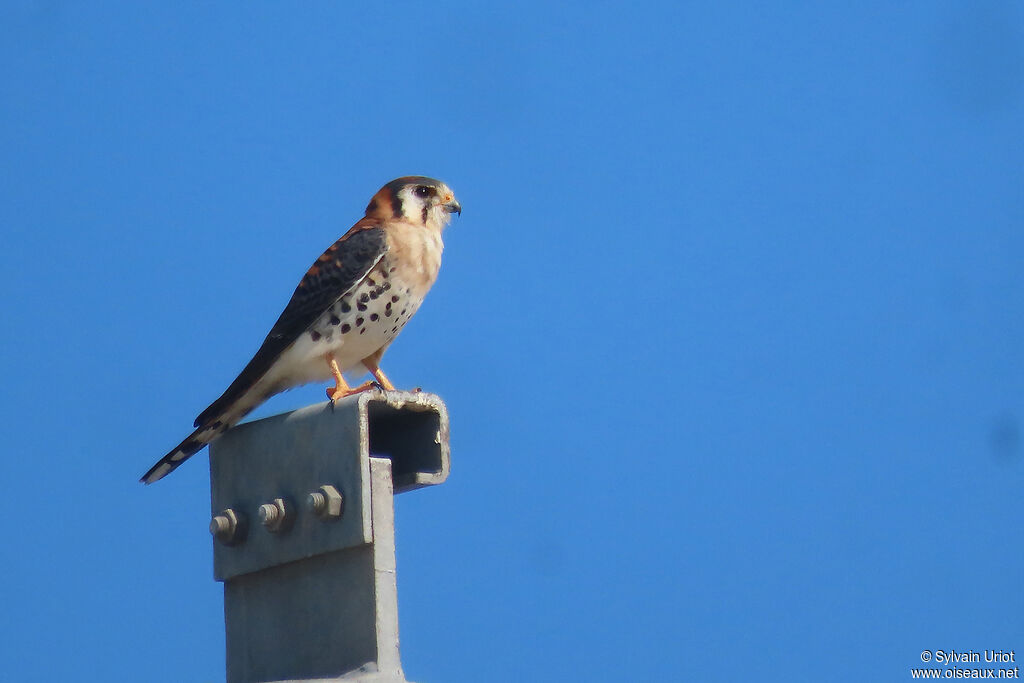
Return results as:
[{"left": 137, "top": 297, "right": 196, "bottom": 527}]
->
[{"left": 207, "top": 391, "right": 450, "bottom": 683}]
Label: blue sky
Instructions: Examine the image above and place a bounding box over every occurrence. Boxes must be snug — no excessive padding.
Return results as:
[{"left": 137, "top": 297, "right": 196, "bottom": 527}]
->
[{"left": 2, "top": 2, "right": 1022, "bottom": 681}]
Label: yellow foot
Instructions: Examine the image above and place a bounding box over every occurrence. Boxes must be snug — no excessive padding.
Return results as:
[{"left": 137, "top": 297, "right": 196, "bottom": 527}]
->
[
  {"left": 326, "top": 381, "right": 381, "bottom": 401},
  {"left": 361, "top": 358, "right": 397, "bottom": 391}
]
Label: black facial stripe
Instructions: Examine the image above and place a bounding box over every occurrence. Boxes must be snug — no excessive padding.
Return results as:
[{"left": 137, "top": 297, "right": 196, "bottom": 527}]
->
[{"left": 380, "top": 176, "right": 447, "bottom": 220}]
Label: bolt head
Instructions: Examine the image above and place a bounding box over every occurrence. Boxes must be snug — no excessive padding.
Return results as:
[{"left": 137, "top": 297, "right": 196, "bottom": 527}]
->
[
  {"left": 209, "top": 508, "right": 246, "bottom": 545},
  {"left": 258, "top": 503, "right": 279, "bottom": 527},
  {"left": 257, "top": 498, "right": 292, "bottom": 532},
  {"left": 307, "top": 491, "right": 326, "bottom": 514},
  {"left": 210, "top": 515, "right": 230, "bottom": 537},
  {"left": 309, "top": 484, "right": 343, "bottom": 519}
]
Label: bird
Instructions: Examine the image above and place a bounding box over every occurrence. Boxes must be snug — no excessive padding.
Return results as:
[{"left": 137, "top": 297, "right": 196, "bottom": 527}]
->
[{"left": 140, "top": 176, "right": 461, "bottom": 484}]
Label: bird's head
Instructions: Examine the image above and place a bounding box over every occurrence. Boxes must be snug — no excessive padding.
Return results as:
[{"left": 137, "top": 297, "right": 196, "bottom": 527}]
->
[{"left": 366, "top": 176, "right": 461, "bottom": 230}]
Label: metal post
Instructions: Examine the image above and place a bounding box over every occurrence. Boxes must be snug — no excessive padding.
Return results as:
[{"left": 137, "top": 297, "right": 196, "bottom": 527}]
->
[{"left": 208, "top": 391, "right": 450, "bottom": 683}]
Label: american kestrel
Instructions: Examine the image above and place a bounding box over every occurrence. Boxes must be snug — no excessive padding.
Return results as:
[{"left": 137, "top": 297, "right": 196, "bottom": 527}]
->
[{"left": 141, "top": 176, "right": 460, "bottom": 484}]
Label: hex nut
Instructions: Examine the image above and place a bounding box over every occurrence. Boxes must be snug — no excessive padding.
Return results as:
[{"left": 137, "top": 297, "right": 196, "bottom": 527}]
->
[
  {"left": 307, "top": 484, "right": 344, "bottom": 520},
  {"left": 257, "top": 497, "right": 293, "bottom": 533},
  {"left": 210, "top": 508, "right": 247, "bottom": 545}
]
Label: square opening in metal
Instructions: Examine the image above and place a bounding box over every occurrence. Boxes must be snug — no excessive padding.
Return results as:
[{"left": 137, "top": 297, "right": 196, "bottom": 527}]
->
[{"left": 367, "top": 400, "right": 445, "bottom": 492}]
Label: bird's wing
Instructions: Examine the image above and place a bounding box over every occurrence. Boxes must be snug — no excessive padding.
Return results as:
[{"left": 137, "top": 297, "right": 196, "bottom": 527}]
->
[
  {"left": 139, "top": 223, "right": 388, "bottom": 485},
  {"left": 194, "top": 223, "right": 387, "bottom": 428}
]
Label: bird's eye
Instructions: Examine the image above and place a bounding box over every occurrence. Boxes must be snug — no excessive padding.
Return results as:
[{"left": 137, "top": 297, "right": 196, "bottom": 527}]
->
[{"left": 414, "top": 186, "right": 432, "bottom": 198}]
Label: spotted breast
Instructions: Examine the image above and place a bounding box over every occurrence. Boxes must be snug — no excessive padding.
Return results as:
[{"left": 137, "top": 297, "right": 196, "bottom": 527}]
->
[
  {"left": 304, "top": 257, "right": 427, "bottom": 375},
  {"left": 271, "top": 219, "right": 444, "bottom": 387}
]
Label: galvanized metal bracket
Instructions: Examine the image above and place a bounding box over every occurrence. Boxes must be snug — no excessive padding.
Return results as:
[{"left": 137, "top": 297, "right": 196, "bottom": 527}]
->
[{"left": 208, "top": 390, "right": 450, "bottom": 683}]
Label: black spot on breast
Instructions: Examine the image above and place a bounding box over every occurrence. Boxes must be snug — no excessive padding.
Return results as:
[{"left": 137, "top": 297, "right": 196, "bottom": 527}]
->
[
  {"left": 391, "top": 295, "right": 400, "bottom": 303},
  {"left": 330, "top": 315, "right": 340, "bottom": 325},
  {"left": 357, "top": 302, "right": 367, "bottom": 311},
  {"left": 310, "top": 331, "right": 321, "bottom": 341},
  {"left": 341, "top": 300, "right": 351, "bottom": 313},
  {"left": 360, "top": 293, "right": 369, "bottom": 303},
  {"left": 401, "top": 309, "right": 407, "bottom": 315},
  {"left": 370, "top": 290, "right": 379, "bottom": 300},
  {"left": 382, "top": 282, "right": 391, "bottom": 291},
  {"left": 360, "top": 328, "right": 366, "bottom": 334},
  {"left": 391, "top": 326, "right": 398, "bottom": 333},
  {"left": 370, "top": 313, "right": 379, "bottom": 321},
  {"left": 341, "top": 323, "right": 351, "bottom": 333},
  {"left": 385, "top": 304, "right": 392, "bottom": 317},
  {"left": 356, "top": 317, "right": 364, "bottom": 326}
]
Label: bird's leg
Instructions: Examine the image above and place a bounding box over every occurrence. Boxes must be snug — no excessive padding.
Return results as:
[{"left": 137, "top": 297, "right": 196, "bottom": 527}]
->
[
  {"left": 361, "top": 357, "right": 396, "bottom": 391},
  {"left": 326, "top": 355, "right": 377, "bottom": 400}
]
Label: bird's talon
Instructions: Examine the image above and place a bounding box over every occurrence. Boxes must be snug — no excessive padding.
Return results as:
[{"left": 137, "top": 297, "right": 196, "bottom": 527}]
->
[
  {"left": 326, "top": 380, "right": 380, "bottom": 401},
  {"left": 327, "top": 386, "right": 353, "bottom": 401}
]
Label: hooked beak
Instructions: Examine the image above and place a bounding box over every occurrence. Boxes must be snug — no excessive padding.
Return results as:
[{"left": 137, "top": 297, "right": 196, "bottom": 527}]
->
[{"left": 443, "top": 199, "right": 462, "bottom": 216}]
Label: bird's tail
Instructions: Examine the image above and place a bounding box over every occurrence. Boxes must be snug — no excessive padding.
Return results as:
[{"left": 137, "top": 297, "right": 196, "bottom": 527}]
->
[
  {"left": 142, "top": 383, "right": 271, "bottom": 484},
  {"left": 140, "top": 423, "right": 223, "bottom": 484}
]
